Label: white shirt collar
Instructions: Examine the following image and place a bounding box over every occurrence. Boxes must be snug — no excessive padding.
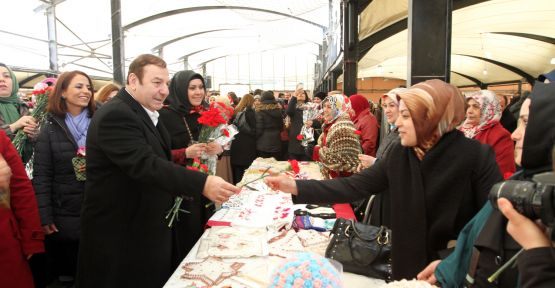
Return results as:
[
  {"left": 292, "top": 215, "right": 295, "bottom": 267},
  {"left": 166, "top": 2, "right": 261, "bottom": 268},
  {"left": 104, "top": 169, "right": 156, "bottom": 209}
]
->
[
  {"left": 143, "top": 107, "right": 159, "bottom": 126},
  {"left": 126, "top": 88, "right": 159, "bottom": 126}
]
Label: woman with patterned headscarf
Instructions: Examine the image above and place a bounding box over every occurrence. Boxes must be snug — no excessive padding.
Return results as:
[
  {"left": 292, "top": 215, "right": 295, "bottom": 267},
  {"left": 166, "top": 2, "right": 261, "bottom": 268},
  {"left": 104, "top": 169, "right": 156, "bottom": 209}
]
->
[
  {"left": 265, "top": 79, "right": 503, "bottom": 281},
  {"left": 459, "top": 90, "right": 515, "bottom": 177},
  {"left": 314, "top": 94, "right": 361, "bottom": 179}
]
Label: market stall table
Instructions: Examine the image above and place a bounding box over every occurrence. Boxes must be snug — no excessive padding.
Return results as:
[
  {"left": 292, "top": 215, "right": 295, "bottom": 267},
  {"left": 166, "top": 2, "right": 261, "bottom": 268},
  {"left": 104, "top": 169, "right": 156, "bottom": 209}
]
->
[{"left": 164, "top": 159, "right": 384, "bottom": 287}]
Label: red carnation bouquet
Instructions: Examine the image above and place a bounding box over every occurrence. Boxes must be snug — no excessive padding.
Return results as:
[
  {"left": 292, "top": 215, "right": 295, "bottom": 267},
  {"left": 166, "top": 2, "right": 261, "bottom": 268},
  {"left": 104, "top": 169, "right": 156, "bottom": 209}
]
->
[
  {"left": 195, "top": 101, "right": 237, "bottom": 175},
  {"left": 13, "top": 79, "right": 56, "bottom": 176}
]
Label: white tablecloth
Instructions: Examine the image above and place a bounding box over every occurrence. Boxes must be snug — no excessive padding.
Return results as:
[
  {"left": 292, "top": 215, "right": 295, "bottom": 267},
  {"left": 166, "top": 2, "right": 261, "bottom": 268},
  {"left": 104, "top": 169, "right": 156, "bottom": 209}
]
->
[
  {"left": 164, "top": 229, "right": 385, "bottom": 288},
  {"left": 164, "top": 159, "right": 385, "bottom": 287}
]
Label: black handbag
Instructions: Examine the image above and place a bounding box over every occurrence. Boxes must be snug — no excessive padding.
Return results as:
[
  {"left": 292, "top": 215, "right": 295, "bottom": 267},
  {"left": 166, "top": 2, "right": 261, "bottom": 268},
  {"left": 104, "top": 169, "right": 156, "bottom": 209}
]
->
[{"left": 325, "top": 218, "right": 392, "bottom": 281}]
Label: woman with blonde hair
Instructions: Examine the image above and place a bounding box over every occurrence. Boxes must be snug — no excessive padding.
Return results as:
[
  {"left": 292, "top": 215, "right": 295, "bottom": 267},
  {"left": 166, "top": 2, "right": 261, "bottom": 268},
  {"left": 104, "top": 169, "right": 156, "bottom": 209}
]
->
[
  {"left": 265, "top": 79, "right": 503, "bottom": 280},
  {"left": 94, "top": 83, "right": 120, "bottom": 103},
  {"left": 230, "top": 94, "right": 257, "bottom": 183}
]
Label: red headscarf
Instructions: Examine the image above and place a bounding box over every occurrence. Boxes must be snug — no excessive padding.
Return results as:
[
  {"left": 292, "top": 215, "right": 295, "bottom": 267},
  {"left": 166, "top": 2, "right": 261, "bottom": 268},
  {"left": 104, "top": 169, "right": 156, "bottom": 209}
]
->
[{"left": 349, "top": 94, "right": 369, "bottom": 119}]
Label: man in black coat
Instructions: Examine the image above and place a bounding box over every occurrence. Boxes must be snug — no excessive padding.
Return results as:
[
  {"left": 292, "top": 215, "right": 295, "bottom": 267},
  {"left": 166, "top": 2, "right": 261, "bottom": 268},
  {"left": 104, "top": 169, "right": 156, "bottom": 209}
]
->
[{"left": 76, "top": 54, "right": 239, "bottom": 288}]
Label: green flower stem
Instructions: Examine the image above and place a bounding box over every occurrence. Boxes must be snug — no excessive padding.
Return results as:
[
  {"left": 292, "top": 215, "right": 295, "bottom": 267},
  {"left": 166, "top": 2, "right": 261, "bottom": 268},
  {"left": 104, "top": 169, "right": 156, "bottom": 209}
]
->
[
  {"left": 165, "top": 196, "right": 190, "bottom": 228},
  {"left": 487, "top": 248, "right": 524, "bottom": 283}
]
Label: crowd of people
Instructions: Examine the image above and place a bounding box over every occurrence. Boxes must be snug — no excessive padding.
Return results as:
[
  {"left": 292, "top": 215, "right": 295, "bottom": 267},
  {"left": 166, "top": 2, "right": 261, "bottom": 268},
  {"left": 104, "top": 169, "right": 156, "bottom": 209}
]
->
[{"left": 0, "top": 54, "right": 553, "bottom": 288}]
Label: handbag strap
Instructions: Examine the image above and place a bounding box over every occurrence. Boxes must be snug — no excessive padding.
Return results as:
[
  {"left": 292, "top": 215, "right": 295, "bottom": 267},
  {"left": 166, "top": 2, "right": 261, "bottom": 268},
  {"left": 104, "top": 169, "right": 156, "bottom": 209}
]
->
[{"left": 362, "top": 195, "right": 376, "bottom": 224}]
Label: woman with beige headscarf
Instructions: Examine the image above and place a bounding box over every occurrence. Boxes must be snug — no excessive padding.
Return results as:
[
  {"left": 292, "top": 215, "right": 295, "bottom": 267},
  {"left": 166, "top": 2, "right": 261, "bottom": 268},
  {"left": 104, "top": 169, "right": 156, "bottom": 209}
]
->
[{"left": 265, "top": 79, "right": 503, "bottom": 281}]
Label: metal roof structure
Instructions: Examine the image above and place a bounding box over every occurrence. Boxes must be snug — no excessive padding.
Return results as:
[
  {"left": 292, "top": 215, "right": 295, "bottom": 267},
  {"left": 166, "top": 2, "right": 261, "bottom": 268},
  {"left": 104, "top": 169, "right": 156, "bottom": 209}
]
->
[{"left": 2, "top": 0, "right": 554, "bottom": 90}]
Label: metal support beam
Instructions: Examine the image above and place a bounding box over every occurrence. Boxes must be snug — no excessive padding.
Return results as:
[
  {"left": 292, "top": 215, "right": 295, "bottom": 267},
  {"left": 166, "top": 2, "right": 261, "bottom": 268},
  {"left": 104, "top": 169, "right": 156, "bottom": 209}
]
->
[
  {"left": 452, "top": 71, "right": 486, "bottom": 88},
  {"left": 357, "top": 0, "right": 372, "bottom": 14},
  {"left": 408, "top": 0, "right": 452, "bottom": 85},
  {"left": 111, "top": 0, "right": 125, "bottom": 85},
  {"left": 183, "top": 57, "right": 189, "bottom": 70},
  {"left": 456, "top": 54, "right": 536, "bottom": 84},
  {"left": 124, "top": 6, "right": 325, "bottom": 31},
  {"left": 342, "top": 0, "right": 358, "bottom": 96},
  {"left": 19, "top": 73, "right": 47, "bottom": 86},
  {"left": 45, "top": 4, "right": 58, "bottom": 71},
  {"left": 201, "top": 64, "right": 207, "bottom": 79}
]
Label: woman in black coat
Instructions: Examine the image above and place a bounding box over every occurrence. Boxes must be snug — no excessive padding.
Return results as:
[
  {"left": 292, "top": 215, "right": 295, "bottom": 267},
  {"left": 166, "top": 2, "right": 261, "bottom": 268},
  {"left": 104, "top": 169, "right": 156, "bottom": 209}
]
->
[
  {"left": 265, "top": 79, "right": 503, "bottom": 281},
  {"left": 33, "top": 71, "right": 96, "bottom": 285},
  {"left": 230, "top": 94, "right": 257, "bottom": 184},
  {"left": 158, "top": 70, "right": 223, "bottom": 267},
  {"left": 255, "top": 91, "right": 283, "bottom": 159},
  {"left": 287, "top": 90, "right": 311, "bottom": 161}
]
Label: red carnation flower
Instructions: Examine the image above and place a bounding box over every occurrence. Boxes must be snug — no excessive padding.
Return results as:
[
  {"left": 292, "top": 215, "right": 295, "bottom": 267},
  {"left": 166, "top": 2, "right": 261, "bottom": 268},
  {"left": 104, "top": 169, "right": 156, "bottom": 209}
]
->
[
  {"left": 354, "top": 130, "right": 362, "bottom": 135},
  {"left": 221, "top": 129, "right": 230, "bottom": 137},
  {"left": 187, "top": 166, "right": 199, "bottom": 171},
  {"left": 296, "top": 134, "right": 303, "bottom": 141}
]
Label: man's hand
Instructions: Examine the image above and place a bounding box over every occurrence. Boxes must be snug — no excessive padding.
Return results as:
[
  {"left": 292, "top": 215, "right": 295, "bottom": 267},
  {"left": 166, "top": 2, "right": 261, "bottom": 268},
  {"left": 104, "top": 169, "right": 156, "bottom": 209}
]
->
[
  {"left": 0, "top": 154, "right": 12, "bottom": 191},
  {"left": 417, "top": 259, "right": 441, "bottom": 285},
  {"left": 42, "top": 223, "right": 59, "bottom": 235},
  {"left": 498, "top": 198, "right": 551, "bottom": 250},
  {"left": 202, "top": 176, "right": 240, "bottom": 204},
  {"left": 185, "top": 143, "right": 207, "bottom": 159},
  {"left": 264, "top": 174, "right": 298, "bottom": 195}
]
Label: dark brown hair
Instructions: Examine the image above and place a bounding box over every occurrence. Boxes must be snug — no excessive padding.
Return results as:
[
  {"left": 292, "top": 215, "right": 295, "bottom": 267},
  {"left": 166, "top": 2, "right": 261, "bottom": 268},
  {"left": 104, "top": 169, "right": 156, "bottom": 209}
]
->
[
  {"left": 95, "top": 83, "right": 120, "bottom": 103},
  {"left": 127, "top": 54, "right": 167, "bottom": 84},
  {"left": 48, "top": 71, "right": 96, "bottom": 117}
]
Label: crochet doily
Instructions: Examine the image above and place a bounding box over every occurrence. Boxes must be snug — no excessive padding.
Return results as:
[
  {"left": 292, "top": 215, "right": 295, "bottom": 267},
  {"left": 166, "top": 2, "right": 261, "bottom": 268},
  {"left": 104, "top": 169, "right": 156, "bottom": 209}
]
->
[
  {"left": 180, "top": 257, "right": 244, "bottom": 286},
  {"left": 197, "top": 227, "right": 269, "bottom": 258},
  {"left": 296, "top": 229, "right": 331, "bottom": 256},
  {"left": 268, "top": 230, "right": 305, "bottom": 258}
]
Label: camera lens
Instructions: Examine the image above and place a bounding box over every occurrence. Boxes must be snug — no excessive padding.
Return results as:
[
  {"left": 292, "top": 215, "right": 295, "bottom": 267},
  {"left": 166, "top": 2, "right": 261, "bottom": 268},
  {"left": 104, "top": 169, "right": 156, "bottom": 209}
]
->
[{"left": 489, "top": 180, "right": 541, "bottom": 220}]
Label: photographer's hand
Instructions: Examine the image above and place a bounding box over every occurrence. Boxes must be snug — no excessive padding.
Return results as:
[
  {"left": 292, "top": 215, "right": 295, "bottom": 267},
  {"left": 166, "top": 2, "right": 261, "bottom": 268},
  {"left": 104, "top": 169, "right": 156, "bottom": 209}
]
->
[{"left": 498, "top": 198, "right": 552, "bottom": 249}]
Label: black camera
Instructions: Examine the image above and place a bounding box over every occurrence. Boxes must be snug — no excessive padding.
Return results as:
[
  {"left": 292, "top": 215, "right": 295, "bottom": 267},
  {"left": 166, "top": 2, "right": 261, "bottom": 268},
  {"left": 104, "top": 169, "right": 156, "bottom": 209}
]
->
[{"left": 489, "top": 172, "right": 555, "bottom": 229}]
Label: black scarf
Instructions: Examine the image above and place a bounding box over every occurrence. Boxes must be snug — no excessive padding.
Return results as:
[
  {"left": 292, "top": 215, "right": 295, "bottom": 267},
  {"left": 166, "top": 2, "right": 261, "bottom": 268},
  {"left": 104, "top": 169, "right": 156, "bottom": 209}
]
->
[{"left": 164, "top": 70, "right": 209, "bottom": 116}]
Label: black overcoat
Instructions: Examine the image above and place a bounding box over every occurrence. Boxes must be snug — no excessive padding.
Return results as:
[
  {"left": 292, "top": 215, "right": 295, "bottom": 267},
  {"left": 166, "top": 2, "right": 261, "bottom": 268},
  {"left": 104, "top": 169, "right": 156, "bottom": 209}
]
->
[
  {"left": 33, "top": 114, "right": 85, "bottom": 241},
  {"left": 230, "top": 107, "right": 257, "bottom": 166},
  {"left": 76, "top": 89, "right": 207, "bottom": 288},
  {"left": 295, "top": 130, "right": 502, "bottom": 280}
]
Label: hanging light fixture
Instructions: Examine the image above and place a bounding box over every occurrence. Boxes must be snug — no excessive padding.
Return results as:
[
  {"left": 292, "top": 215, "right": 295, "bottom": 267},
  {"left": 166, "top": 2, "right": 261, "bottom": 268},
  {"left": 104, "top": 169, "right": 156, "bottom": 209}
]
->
[
  {"left": 551, "top": 58, "right": 555, "bottom": 64},
  {"left": 482, "top": 69, "right": 488, "bottom": 75}
]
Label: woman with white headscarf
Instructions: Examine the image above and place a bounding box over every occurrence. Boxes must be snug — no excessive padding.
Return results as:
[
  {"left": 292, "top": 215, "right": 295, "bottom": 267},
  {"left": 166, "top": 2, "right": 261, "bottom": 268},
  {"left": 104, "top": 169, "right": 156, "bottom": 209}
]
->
[{"left": 314, "top": 94, "right": 361, "bottom": 179}]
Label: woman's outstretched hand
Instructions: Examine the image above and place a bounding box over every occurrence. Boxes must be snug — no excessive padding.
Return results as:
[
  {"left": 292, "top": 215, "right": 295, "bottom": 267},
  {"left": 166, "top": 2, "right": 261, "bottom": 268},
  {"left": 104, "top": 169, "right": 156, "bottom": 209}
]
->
[{"left": 264, "top": 174, "right": 298, "bottom": 195}]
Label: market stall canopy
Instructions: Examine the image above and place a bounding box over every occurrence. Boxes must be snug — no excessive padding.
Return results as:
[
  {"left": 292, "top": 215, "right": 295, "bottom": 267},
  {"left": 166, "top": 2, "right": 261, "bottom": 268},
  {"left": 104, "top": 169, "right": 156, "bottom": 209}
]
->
[
  {"left": 1, "top": 0, "right": 329, "bottom": 91},
  {"left": 356, "top": 0, "right": 555, "bottom": 87}
]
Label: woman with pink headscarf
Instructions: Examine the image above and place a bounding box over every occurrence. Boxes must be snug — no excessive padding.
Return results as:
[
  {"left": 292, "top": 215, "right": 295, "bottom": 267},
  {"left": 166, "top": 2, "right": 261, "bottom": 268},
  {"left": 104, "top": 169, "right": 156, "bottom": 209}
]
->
[{"left": 459, "top": 90, "right": 515, "bottom": 177}]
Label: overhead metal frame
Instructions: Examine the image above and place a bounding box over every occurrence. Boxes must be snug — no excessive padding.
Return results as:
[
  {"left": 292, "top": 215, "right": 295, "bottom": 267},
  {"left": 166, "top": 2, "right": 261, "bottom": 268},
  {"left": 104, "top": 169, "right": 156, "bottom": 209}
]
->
[
  {"left": 451, "top": 71, "right": 485, "bottom": 88},
  {"left": 455, "top": 54, "right": 536, "bottom": 84},
  {"left": 152, "top": 29, "right": 237, "bottom": 51},
  {"left": 123, "top": 6, "right": 326, "bottom": 31}
]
